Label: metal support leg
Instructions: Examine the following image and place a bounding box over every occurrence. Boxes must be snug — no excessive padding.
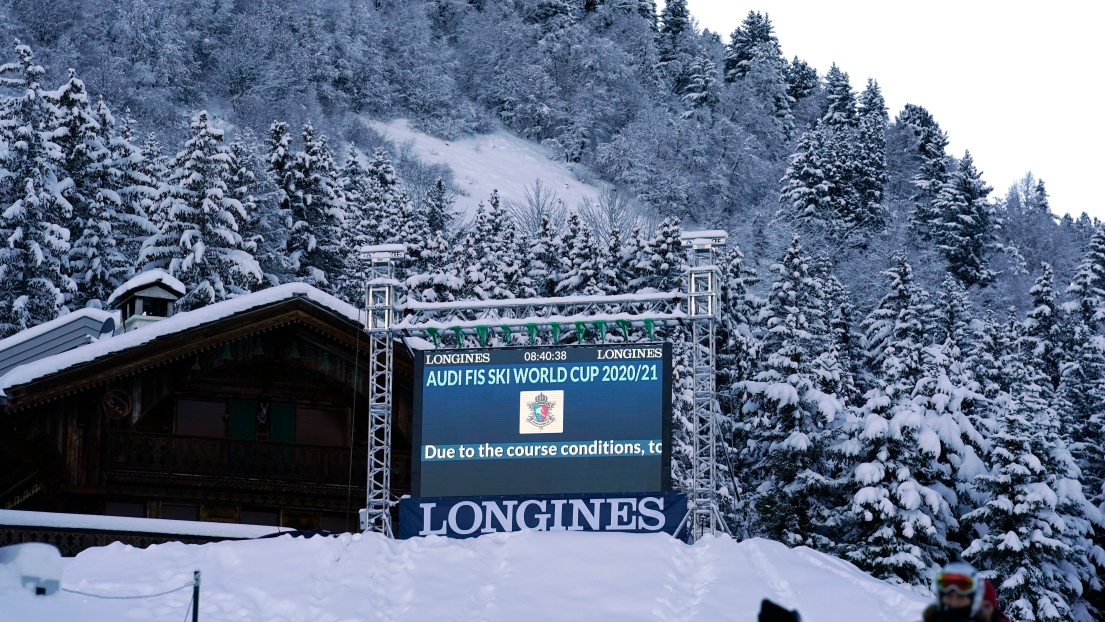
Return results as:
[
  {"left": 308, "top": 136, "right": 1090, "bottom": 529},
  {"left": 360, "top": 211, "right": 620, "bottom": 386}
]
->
[
  {"left": 691, "top": 317, "right": 719, "bottom": 540},
  {"left": 365, "top": 332, "right": 394, "bottom": 536}
]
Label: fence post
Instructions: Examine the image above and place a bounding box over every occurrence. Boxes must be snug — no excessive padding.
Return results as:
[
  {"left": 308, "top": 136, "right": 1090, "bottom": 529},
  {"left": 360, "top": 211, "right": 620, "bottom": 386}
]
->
[{"left": 192, "top": 570, "right": 200, "bottom": 622}]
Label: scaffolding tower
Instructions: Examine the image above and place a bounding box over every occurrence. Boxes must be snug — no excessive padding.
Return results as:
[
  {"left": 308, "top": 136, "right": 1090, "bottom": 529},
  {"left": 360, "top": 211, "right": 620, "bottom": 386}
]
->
[
  {"left": 361, "top": 244, "right": 406, "bottom": 537},
  {"left": 360, "top": 231, "right": 728, "bottom": 542}
]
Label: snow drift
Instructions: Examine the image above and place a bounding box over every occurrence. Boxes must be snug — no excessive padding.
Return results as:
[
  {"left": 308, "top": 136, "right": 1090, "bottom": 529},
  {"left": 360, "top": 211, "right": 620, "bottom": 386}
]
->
[{"left": 1, "top": 531, "right": 928, "bottom": 621}]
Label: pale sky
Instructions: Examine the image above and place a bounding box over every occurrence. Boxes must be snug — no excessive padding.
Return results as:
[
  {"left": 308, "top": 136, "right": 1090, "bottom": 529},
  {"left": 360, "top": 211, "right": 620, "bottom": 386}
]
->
[{"left": 686, "top": 1, "right": 1104, "bottom": 218}]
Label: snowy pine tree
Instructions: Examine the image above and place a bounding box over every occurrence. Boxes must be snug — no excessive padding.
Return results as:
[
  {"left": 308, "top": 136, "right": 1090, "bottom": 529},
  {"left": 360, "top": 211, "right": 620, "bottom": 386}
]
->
[
  {"left": 141, "top": 111, "right": 261, "bottom": 310},
  {"left": 779, "top": 124, "right": 832, "bottom": 226},
  {"left": 779, "top": 120, "right": 877, "bottom": 240},
  {"left": 724, "top": 11, "right": 778, "bottom": 81},
  {"left": 406, "top": 228, "right": 464, "bottom": 303},
  {"left": 226, "top": 131, "right": 268, "bottom": 289},
  {"left": 1023, "top": 263, "right": 1063, "bottom": 390},
  {"left": 1067, "top": 226, "right": 1105, "bottom": 329},
  {"left": 717, "top": 245, "right": 760, "bottom": 397},
  {"left": 50, "top": 79, "right": 137, "bottom": 307},
  {"left": 459, "top": 191, "right": 517, "bottom": 300},
  {"left": 930, "top": 276, "right": 975, "bottom": 354},
  {"left": 284, "top": 123, "right": 347, "bottom": 293},
  {"left": 900, "top": 104, "right": 951, "bottom": 240},
  {"left": 822, "top": 63, "right": 856, "bottom": 128},
  {"left": 839, "top": 258, "right": 968, "bottom": 584},
  {"left": 680, "top": 52, "right": 720, "bottom": 114},
  {"left": 592, "top": 227, "right": 628, "bottom": 297},
  {"left": 930, "top": 151, "right": 997, "bottom": 287},
  {"left": 646, "top": 217, "right": 684, "bottom": 292},
  {"left": 422, "top": 177, "right": 458, "bottom": 233},
  {"left": 852, "top": 79, "right": 889, "bottom": 231},
  {"left": 737, "top": 236, "right": 846, "bottom": 549},
  {"left": 0, "top": 42, "right": 75, "bottom": 335},
  {"left": 530, "top": 215, "right": 563, "bottom": 298},
  {"left": 784, "top": 57, "right": 819, "bottom": 102},
  {"left": 740, "top": 39, "right": 795, "bottom": 138},
  {"left": 555, "top": 211, "right": 601, "bottom": 297},
  {"left": 102, "top": 106, "right": 158, "bottom": 279},
  {"left": 964, "top": 332, "right": 1105, "bottom": 622}
]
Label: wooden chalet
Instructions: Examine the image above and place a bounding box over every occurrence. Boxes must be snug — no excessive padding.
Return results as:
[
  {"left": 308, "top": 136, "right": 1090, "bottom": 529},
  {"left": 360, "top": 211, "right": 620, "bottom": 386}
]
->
[{"left": 0, "top": 283, "right": 412, "bottom": 541}]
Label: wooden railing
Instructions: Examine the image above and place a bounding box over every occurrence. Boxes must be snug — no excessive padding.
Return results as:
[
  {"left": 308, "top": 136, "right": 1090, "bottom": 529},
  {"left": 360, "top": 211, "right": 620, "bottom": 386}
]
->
[{"left": 104, "top": 432, "right": 410, "bottom": 490}]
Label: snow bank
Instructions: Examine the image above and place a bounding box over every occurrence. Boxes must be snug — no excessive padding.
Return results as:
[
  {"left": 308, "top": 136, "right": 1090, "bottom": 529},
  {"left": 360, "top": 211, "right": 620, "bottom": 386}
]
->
[
  {"left": 1, "top": 531, "right": 929, "bottom": 621},
  {"left": 370, "top": 119, "right": 605, "bottom": 217},
  {"left": 0, "top": 283, "right": 361, "bottom": 397}
]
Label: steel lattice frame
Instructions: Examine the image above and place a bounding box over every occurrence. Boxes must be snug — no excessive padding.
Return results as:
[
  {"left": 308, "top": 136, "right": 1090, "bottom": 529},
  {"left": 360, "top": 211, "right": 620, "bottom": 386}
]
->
[
  {"left": 362, "top": 245, "right": 405, "bottom": 537},
  {"left": 686, "top": 238, "right": 728, "bottom": 541},
  {"left": 360, "top": 232, "right": 729, "bottom": 542}
]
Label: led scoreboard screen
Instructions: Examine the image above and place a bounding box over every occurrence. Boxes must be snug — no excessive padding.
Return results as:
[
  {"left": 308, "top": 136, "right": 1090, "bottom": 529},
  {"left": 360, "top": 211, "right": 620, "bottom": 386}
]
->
[{"left": 412, "top": 343, "right": 672, "bottom": 497}]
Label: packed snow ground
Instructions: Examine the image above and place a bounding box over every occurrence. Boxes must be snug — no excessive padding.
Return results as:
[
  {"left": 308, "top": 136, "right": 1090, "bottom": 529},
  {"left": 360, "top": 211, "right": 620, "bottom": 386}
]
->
[
  {"left": 370, "top": 119, "right": 605, "bottom": 217},
  {"left": 2, "top": 531, "right": 929, "bottom": 621}
]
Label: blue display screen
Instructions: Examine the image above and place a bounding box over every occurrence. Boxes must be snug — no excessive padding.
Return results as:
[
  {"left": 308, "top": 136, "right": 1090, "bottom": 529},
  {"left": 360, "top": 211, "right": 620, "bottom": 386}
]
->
[{"left": 412, "top": 344, "right": 672, "bottom": 497}]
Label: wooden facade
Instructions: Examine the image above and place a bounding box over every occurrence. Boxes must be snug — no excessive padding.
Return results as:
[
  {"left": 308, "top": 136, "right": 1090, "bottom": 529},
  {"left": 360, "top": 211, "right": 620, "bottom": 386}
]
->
[{"left": 0, "top": 295, "right": 413, "bottom": 534}]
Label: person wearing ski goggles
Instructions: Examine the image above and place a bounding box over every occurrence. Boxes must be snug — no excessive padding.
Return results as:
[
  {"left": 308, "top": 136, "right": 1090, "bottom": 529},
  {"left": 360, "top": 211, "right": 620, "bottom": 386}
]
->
[{"left": 918, "top": 562, "right": 988, "bottom": 622}]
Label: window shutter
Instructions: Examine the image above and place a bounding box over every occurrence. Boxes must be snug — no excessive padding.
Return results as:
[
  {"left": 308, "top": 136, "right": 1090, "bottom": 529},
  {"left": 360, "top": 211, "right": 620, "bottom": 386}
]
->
[
  {"left": 161, "top": 503, "right": 199, "bottom": 521},
  {"left": 176, "top": 400, "right": 226, "bottom": 438},
  {"left": 229, "top": 399, "right": 257, "bottom": 440},
  {"left": 270, "top": 402, "right": 297, "bottom": 443},
  {"left": 296, "top": 408, "right": 345, "bottom": 446}
]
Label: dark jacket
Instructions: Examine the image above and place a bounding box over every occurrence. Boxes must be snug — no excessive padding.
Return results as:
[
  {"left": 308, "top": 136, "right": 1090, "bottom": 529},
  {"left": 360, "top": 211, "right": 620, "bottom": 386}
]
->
[{"left": 920, "top": 604, "right": 989, "bottom": 622}]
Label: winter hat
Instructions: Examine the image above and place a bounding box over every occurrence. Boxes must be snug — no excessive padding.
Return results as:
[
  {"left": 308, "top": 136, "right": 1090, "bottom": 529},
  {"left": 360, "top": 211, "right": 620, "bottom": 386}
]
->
[{"left": 983, "top": 580, "right": 999, "bottom": 609}]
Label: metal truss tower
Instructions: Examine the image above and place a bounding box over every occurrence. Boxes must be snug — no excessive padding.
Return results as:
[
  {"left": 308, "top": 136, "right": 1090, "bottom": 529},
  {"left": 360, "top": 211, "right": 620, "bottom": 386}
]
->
[
  {"left": 360, "top": 232, "right": 728, "bottom": 542},
  {"left": 681, "top": 230, "right": 728, "bottom": 541},
  {"left": 361, "top": 244, "right": 406, "bottom": 537}
]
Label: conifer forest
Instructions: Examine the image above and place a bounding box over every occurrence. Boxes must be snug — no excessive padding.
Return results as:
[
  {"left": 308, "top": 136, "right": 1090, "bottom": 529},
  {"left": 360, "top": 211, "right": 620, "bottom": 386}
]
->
[{"left": 0, "top": 2, "right": 1101, "bottom": 619}]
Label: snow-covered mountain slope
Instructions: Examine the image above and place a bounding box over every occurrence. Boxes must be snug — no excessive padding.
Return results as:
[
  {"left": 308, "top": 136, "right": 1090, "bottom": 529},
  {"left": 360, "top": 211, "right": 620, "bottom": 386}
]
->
[
  {"left": 2, "top": 531, "right": 929, "bottom": 621},
  {"left": 370, "top": 119, "right": 606, "bottom": 217}
]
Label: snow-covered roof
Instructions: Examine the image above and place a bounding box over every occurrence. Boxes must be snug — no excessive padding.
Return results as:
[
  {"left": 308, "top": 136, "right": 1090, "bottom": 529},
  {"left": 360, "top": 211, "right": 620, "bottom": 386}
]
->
[
  {"left": 358, "top": 243, "right": 407, "bottom": 258},
  {"left": 0, "top": 308, "right": 116, "bottom": 359},
  {"left": 0, "top": 284, "right": 363, "bottom": 398},
  {"left": 679, "top": 230, "right": 728, "bottom": 246},
  {"left": 106, "top": 269, "right": 186, "bottom": 307},
  {"left": 0, "top": 509, "right": 290, "bottom": 539}
]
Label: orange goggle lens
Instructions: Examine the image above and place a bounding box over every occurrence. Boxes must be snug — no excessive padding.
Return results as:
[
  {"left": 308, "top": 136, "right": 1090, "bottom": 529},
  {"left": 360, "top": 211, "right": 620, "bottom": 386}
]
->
[{"left": 936, "top": 573, "right": 977, "bottom": 594}]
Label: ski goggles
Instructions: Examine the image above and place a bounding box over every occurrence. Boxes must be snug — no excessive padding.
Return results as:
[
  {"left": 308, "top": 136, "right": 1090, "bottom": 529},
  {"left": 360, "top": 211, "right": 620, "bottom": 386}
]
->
[{"left": 935, "top": 572, "right": 978, "bottom": 595}]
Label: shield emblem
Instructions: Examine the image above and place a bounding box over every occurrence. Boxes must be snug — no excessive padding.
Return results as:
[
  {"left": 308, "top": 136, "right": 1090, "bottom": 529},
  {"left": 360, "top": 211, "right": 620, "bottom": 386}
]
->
[{"left": 532, "top": 403, "right": 549, "bottom": 422}]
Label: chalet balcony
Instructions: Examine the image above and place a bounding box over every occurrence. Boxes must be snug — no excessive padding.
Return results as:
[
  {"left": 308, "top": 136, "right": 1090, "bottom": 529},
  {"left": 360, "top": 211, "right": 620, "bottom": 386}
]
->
[{"left": 103, "top": 432, "right": 410, "bottom": 491}]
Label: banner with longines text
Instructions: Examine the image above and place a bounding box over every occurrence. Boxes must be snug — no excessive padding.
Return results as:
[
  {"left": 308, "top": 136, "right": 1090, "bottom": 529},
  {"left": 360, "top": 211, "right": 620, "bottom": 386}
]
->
[{"left": 398, "top": 492, "right": 687, "bottom": 539}]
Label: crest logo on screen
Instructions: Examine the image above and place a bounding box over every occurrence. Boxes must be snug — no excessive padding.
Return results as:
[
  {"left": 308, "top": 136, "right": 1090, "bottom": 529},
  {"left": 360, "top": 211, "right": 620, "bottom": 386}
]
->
[{"left": 519, "top": 390, "right": 563, "bottom": 434}]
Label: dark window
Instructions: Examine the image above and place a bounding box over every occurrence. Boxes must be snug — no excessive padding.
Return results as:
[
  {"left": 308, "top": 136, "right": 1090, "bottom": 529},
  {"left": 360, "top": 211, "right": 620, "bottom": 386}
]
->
[
  {"left": 177, "top": 400, "right": 226, "bottom": 437},
  {"left": 201, "top": 504, "right": 238, "bottom": 523},
  {"left": 296, "top": 408, "right": 345, "bottom": 446},
  {"left": 321, "top": 513, "right": 353, "bottom": 534},
  {"left": 241, "top": 509, "right": 279, "bottom": 526},
  {"left": 270, "top": 402, "right": 296, "bottom": 443},
  {"left": 105, "top": 501, "right": 145, "bottom": 518},
  {"left": 229, "top": 399, "right": 257, "bottom": 440},
  {"left": 141, "top": 297, "right": 169, "bottom": 317},
  {"left": 281, "top": 509, "right": 319, "bottom": 531},
  {"left": 161, "top": 503, "right": 199, "bottom": 521}
]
